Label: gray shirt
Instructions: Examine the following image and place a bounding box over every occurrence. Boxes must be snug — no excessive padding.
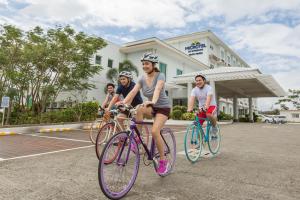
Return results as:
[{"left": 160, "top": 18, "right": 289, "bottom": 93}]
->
[{"left": 138, "top": 73, "right": 170, "bottom": 108}]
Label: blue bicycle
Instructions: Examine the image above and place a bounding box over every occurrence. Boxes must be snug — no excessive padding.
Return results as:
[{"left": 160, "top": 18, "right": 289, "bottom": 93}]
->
[{"left": 184, "top": 108, "right": 221, "bottom": 163}]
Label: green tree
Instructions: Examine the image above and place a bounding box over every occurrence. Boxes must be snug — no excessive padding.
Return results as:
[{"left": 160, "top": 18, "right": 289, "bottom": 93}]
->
[
  {"left": 276, "top": 89, "right": 300, "bottom": 110},
  {"left": 106, "top": 59, "right": 139, "bottom": 83},
  {"left": 0, "top": 24, "right": 107, "bottom": 124}
]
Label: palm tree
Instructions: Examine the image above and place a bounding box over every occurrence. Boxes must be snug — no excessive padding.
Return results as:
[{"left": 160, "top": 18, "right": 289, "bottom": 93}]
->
[{"left": 106, "top": 60, "right": 139, "bottom": 83}]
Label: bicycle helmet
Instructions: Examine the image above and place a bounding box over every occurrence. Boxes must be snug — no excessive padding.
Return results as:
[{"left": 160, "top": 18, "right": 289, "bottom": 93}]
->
[
  {"left": 140, "top": 52, "right": 158, "bottom": 63},
  {"left": 118, "top": 71, "right": 133, "bottom": 80}
]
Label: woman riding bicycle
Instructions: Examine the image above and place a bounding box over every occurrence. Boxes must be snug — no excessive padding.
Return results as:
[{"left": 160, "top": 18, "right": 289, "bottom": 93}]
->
[
  {"left": 122, "top": 52, "right": 171, "bottom": 176},
  {"left": 187, "top": 73, "right": 218, "bottom": 135}
]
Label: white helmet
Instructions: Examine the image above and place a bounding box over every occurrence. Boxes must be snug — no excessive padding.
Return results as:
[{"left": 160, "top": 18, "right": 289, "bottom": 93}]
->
[
  {"left": 119, "top": 71, "right": 133, "bottom": 80},
  {"left": 195, "top": 73, "right": 207, "bottom": 81},
  {"left": 140, "top": 52, "right": 158, "bottom": 63}
]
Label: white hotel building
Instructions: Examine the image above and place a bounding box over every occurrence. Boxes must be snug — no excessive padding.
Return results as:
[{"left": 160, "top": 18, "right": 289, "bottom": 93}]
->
[{"left": 58, "top": 30, "right": 286, "bottom": 122}]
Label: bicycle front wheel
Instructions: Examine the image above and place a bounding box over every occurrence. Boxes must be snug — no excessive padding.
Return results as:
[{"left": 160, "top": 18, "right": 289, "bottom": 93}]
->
[
  {"left": 96, "top": 122, "right": 121, "bottom": 160},
  {"left": 207, "top": 124, "right": 221, "bottom": 155},
  {"left": 184, "top": 124, "right": 202, "bottom": 163},
  {"left": 98, "top": 131, "right": 140, "bottom": 200}
]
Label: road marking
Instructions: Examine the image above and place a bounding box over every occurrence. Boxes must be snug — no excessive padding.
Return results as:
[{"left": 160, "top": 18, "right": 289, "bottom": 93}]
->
[
  {"left": 27, "top": 134, "right": 91, "bottom": 143},
  {"left": 0, "top": 145, "right": 94, "bottom": 162}
]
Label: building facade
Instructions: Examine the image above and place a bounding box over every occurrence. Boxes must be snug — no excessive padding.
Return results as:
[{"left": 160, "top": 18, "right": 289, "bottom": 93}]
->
[{"left": 56, "top": 30, "right": 286, "bottom": 120}]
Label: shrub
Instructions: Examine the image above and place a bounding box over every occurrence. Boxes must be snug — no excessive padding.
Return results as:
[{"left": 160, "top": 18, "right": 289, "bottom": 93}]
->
[
  {"left": 8, "top": 101, "right": 99, "bottom": 125},
  {"left": 171, "top": 110, "right": 182, "bottom": 120},
  {"left": 182, "top": 112, "right": 195, "bottom": 120},
  {"left": 239, "top": 117, "right": 249, "bottom": 122},
  {"left": 217, "top": 111, "right": 233, "bottom": 121},
  {"left": 172, "top": 105, "right": 187, "bottom": 113}
]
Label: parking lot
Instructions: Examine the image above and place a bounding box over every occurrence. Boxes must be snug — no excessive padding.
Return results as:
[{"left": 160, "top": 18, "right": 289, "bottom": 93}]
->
[{"left": 0, "top": 123, "right": 299, "bottom": 200}]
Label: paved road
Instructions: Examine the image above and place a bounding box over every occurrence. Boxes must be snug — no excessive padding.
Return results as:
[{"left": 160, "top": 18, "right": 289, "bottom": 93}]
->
[{"left": 0, "top": 123, "right": 299, "bottom": 200}]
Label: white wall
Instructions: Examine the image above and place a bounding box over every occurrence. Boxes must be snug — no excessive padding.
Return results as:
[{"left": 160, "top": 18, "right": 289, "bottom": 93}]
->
[{"left": 280, "top": 110, "right": 300, "bottom": 122}]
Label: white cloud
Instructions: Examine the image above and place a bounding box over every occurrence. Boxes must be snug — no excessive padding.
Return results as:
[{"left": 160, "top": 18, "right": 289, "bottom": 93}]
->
[
  {"left": 3, "top": 0, "right": 300, "bottom": 30},
  {"left": 225, "top": 23, "right": 300, "bottom": 58},
  {"left": 0, "top": 0, "right": 8, "bottom": 7},
  {"left": 15, "top": 0, "right": 187, "bottom": 29}
]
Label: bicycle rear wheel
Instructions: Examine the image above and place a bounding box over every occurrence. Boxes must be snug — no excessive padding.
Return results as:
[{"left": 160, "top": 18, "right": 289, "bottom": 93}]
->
[
  {"left": 96, "top": 122, "right": 121, "bottom": 160},
  {"left": 98, "top": 131, "right": 140, "bottom": 200},
  {"left": 184, "top": 124, "right": 202, "bottom": 163},
  {"left": 207, "top": 124, "right": 221, "bottom": 155},
  {"left": 153, "top": 128, "right": 176, "bottom": 176}
]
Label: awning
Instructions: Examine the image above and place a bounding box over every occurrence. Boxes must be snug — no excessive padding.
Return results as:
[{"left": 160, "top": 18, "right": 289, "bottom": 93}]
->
[{"left": 171, "top": 67, "right": 286, "bottom": 98}]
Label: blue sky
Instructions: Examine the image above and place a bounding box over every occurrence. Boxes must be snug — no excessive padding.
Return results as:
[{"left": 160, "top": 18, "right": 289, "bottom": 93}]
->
[{"left": 1, "top": 0, "right": 300, "bottom": 110}]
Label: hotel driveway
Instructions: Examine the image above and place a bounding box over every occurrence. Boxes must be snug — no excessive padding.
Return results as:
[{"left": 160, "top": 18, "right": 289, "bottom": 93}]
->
[{"left": 0, "top": 123, "right": 299, "bottom": 200}]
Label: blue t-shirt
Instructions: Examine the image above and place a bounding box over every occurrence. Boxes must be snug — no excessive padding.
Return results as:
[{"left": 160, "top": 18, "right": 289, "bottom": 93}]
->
[{"left": 116, "top": 81, "right": 143, "bottom": 107}]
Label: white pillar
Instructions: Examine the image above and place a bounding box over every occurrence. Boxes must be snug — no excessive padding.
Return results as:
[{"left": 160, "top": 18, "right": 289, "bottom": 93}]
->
[
  {"left": 187, "top": 82, "right": 192, "bottom": 104},
  {"left": 210, "top": 80, "right": 216, "bottom": 97},
  {"left": 233, "top": 95, "right": 238, "bottom": 122},
  {"left": 249, "top": 97, "right": 253, "bottom": 122},
  {"left": 169, "top": 89, "right": 173, "bottom": 108}
]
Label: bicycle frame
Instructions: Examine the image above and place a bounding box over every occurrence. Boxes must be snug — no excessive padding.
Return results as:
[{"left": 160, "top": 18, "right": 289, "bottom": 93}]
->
[
  {"left": 116, "top": 117, "right": 170, "bottom": 165},
  {"left": 194, "top": 114, "right": 212, "bottom": 143}
]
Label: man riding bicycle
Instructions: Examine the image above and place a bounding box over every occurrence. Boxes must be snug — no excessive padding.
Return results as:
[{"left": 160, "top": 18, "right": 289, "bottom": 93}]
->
[{"left": 187, "top": 73, "right": 218, "bottom": 135}]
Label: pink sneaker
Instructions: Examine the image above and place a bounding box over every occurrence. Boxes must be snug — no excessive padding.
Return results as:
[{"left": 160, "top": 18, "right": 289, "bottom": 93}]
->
[{"left": 157, "top": 160, "right": 169, "bottom": 176}]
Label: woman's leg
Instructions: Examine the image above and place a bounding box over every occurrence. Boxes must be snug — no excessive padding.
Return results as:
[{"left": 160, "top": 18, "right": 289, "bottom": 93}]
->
[{"left": 152, "top": 113, "right": 168, "bottom": 160}]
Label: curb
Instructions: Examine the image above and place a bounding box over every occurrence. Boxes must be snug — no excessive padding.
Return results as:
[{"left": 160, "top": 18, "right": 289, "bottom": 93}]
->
[
  {"left": 39, "top": 128, "right": 73, "bottom": 133},
  {"left": 0, "top": 132, "right": 17, "bottom": 136},
  {"left": 82, "top": 122, "right": 103, "bottom": 130}
]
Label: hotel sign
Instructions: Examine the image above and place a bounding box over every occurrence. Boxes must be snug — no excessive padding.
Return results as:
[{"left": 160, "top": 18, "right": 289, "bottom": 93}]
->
[{"left": 185, "top": 41, "right": 206, "bottom": 56}]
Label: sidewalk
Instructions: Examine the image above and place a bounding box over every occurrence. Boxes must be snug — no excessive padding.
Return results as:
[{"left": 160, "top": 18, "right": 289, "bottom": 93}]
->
[{"left": 0, "top": 120, "right": 233, "bottom": 135}]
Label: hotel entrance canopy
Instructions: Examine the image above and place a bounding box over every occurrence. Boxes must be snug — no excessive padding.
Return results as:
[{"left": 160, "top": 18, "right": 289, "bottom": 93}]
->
[{"left": 170, "top": 67, "right": 286, "bottom": 98}]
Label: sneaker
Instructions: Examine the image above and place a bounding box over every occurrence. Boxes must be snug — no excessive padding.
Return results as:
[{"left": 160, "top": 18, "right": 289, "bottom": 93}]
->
[{"left": 156, "top": 160, "right": 169, "bottom": 176}]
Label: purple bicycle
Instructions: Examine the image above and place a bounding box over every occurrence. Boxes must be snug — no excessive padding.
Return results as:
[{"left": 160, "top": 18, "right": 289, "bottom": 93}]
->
[{"left": 98, "top": 105, "right": 176, "bottom": 199}]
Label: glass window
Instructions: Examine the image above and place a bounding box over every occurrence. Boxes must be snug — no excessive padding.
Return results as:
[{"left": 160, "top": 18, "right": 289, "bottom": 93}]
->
[
  {"left": 95, "top": 55, "right": 101, "bottom": 65},
  {"left": 292, "top": 113, "right": 300, "bottom": 118},
  {"left": 173, "top": 98, "right": 188, "bottom": 106},
  {"left": 221, "top": 51, "right": 225, "bottom": 59},
  {"left": 108, "top": 59, "right": 113, "bottom": 68},
  {"left": 176, "top": 69, "right": 183, "bottom": 75},
  {"left": 159, "top": 62, "right": 167, "bottom": 79},
  {"left": 227, "top": 56, "right": 231, "bottom": 64}
]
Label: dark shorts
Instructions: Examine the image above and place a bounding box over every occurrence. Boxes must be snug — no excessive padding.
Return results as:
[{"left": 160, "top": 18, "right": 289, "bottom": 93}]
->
[{"left": 151, "top": 107, "right": 171, "bottom": 118}]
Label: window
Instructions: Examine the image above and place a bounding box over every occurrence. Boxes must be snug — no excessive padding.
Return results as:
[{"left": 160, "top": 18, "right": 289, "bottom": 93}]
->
[
  {"left": 95, "top": 55, "right": 101, "bottom": 65},
  {"left": 176, "top": 69, "right": 183, "bottom": 75},
  {"left": 227, "top": 56, "right": 231, "bottom": 64},
  {"left": 173, "top": 98, "right": 188, "bottom": 106},
  {"left": 159, "top": 62, "right": 167, "bottom": 79},
  {"left": 223, "top": 106, "right": 226, "bottom": 113},
  {"left": 292, "top": 113, "right": 300, "bottom": 118},
  {"left": 108, "top": 59, "right": 113, "bottom": 68},
  {"left": 210, "top": 64, "right": 214, "bottom": 69},
  {"left": 221, "top": 51, "right": 225, "bottom": 59},
  {"left": 210, "top": 45, "right": 214, "bottom": 50}
]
